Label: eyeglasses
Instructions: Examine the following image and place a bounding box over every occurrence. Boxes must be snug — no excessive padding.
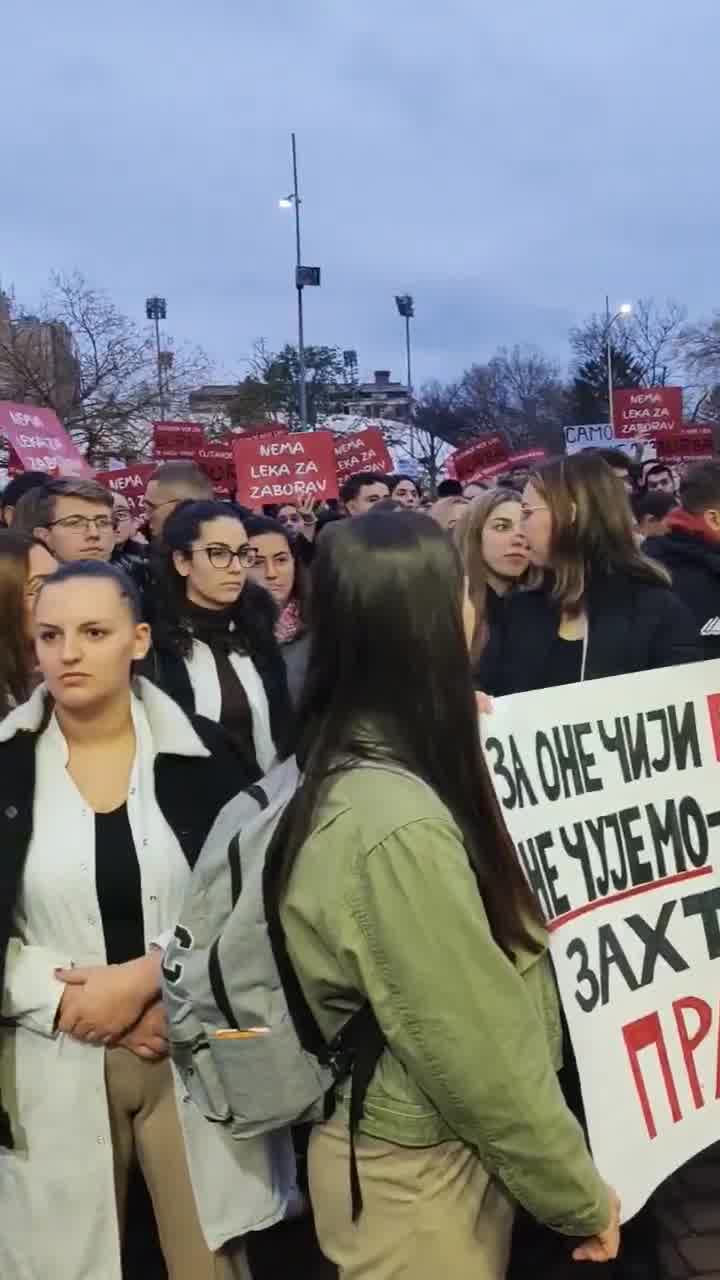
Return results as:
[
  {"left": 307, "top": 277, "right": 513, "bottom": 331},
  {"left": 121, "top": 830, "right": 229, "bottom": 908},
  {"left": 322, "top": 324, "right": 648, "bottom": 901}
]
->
[
  {"left": 520, "top": 504, "right": 548, "bottom": 522},
  {"left": 142, "top": 496, "right": 181, "bottom": 514},
  {"left": 48, "top": 515, "right": 115, "bottom": 534},
  {"left": 192, "top": 543, "right": 257, "bottom": 569}
]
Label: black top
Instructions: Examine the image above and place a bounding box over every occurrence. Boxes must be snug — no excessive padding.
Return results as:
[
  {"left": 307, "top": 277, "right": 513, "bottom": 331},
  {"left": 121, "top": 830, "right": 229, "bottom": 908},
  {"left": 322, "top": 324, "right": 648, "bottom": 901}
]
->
[
  {"left": 543, "top": 636, "right": 583, "bottom": 688},
  {"left": 475, "top": 573, "right": 702, "bottom": 696},
  {"left": 645, "top": 529, "right": 720, "bottom": 659},
  {"left": 95, "top": 804, "right": 145, "bottom": 965},
  {"left": 213, "top": 648, "right": 257, "bottom": 761}
]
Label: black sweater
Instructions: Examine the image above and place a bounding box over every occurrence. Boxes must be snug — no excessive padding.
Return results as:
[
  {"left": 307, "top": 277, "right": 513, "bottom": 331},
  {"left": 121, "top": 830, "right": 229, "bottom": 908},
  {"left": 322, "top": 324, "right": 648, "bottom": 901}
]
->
[
  {"left": 644, "top": 529, "right": 720, "bottom": 659},
  {"left": 476, "top": 573, "right": 702, "bottom": 696}
]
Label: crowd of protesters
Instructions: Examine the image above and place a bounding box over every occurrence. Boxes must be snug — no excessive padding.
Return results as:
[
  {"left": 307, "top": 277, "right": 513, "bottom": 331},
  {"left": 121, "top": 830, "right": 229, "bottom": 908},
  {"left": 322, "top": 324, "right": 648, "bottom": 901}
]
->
[{"left": 0, "top": 442, "right": 719, "bottom": 1280}]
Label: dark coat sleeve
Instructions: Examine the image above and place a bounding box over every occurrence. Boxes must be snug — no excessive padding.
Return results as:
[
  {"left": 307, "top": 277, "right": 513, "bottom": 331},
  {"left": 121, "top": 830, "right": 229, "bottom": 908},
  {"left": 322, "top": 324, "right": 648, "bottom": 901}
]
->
[
  {"left": 645, "top": 589, "right": 704, "bottom": 670},
  {"left": 474, "top": 618, "right": 506, "bottom": 697}
]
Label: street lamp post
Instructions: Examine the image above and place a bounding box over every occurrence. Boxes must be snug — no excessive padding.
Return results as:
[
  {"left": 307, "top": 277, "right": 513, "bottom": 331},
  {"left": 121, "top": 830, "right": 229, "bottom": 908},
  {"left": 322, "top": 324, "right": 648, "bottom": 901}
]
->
[
  {"left": 605, "top": 296, "right": 632, "bottom": 429},
  {"left": 279, "top": 134, "right": 320, "bottom": 430},
  {"left": 145, "top": 296, "right": 168, "bottom": 420},
  {"left": 395, "top": 294, "right": 415, "bottom": 456}
]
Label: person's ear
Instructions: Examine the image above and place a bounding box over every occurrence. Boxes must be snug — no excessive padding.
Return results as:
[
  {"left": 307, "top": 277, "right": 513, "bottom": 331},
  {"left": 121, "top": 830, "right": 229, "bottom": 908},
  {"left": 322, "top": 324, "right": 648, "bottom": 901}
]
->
[
  {"left": 33, "top": 526, "right": 52, "bottom": 547},
  {"left": 172, "top": 549, "right": 191, "bottom": 579},
  {"left": 704, "top": 508, "right": 720, "bottom": 534},
  {"left": 133, "top": 623, "right": 152, "bottom": 662}
]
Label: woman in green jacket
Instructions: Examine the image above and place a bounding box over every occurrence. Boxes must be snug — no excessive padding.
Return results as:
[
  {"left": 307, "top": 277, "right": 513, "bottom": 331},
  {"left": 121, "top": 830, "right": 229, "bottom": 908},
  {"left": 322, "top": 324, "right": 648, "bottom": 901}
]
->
[{"left": 275, "top": 511, "right": 619, "bottom": 1279}]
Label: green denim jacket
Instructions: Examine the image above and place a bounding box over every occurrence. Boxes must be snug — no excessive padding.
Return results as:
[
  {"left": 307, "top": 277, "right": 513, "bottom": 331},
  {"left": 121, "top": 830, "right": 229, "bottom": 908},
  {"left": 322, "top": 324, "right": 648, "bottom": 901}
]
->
[{"left": 281, "top": 763, "right": 611, "bottom": 1238}]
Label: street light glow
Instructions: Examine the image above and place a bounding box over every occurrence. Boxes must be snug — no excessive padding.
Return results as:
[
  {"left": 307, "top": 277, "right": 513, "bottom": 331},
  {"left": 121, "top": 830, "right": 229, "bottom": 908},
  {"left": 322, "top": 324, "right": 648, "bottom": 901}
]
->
[
  {"left": 278, "top": 196, "right": 293, "bottom": 209},
  {"left": 619, "top": 302, "right": 632, "bottom": 317}
]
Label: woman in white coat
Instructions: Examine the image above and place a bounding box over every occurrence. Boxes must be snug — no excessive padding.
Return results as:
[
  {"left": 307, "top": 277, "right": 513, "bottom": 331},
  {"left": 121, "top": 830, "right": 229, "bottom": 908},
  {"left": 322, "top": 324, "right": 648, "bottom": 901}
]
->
[
  {"left": 0, "top": 560, "right": 294, "bottom": 1280},
  {"left": 145, "top": 500, "right": 292, "bottom": 777}
]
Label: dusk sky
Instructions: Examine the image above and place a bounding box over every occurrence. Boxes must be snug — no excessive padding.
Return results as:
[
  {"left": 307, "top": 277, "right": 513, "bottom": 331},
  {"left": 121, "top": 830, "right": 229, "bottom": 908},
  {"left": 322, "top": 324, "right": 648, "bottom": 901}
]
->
[{"left": 5, "top": 1, "right": 719, "bottom": 389}]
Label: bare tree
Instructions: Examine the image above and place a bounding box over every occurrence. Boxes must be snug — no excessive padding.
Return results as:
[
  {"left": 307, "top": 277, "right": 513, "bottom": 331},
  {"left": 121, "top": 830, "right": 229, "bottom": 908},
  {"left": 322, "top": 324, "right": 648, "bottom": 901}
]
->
[
  {"left": 628, "top": 298, "right": 686, "bottom": 386},
  {"left": 0, "top": 272, "right": 212, "bottom": 466},
  {"left": 570, "top": 298, "right": 686, "bottom": 387},
  {"left": 460, "top": 345, "right": 566, "bottom": 451}
]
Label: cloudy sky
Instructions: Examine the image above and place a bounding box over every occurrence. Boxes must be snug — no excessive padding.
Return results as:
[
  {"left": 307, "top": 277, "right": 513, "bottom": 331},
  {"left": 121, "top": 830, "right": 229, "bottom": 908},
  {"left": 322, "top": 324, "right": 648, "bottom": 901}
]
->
[{"left": 5, "top": 1, "right": 719, "bottom": 389}]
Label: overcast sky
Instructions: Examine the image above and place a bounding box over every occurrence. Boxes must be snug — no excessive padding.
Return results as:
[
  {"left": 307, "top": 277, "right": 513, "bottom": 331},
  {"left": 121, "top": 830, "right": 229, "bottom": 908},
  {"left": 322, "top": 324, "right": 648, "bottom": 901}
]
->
[{"left": 4, "top": 1, "right": 719, "bottom": 389}]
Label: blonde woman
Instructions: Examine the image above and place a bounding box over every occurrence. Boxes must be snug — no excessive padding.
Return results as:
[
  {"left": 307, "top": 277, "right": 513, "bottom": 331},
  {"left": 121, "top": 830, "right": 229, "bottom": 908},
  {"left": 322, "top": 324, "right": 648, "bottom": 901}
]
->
[{"left": 454, "top": 489, "right": 534, "bottom": 664}]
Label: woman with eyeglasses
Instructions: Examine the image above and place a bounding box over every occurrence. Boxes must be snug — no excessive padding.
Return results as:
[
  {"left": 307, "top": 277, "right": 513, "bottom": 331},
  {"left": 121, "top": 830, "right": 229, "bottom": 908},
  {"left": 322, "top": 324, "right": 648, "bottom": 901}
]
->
[
  {"left": 145, "top": 501, "right": 291, "bottom": 780},
  {"left": 0, "top": 531, "right": 57, "bottom": 718},
  {"left": 476, "top": 453, "right": 700, "bottom": 698}
]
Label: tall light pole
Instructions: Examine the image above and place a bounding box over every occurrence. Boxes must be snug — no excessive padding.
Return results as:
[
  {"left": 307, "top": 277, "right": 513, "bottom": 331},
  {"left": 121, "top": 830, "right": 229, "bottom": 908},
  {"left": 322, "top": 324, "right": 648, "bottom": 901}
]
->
[
  {"left": 395, "top": 294, "right": 415, "bottom": 456},
  {"left": 605, "top": 296, "right": 632, "bottom": 429},
  {"left": 145, "top": 296, "right": 168, "bottom": 420},
  {"left": 395, "top": 294, "right": 415, "bottom": 413},
  {"left": 279, "top": 134, "right": 320, "bottom": 430}
]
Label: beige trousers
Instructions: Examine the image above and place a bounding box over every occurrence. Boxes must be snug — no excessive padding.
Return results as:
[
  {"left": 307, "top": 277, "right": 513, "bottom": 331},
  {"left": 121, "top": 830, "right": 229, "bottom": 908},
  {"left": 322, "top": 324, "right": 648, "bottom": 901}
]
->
[
  {"left": 309, "top": 1113, "right": 514, "bottom": 1279},
  {"left": 105, "top": 1048, "right": 250, "bottom": 1280}
]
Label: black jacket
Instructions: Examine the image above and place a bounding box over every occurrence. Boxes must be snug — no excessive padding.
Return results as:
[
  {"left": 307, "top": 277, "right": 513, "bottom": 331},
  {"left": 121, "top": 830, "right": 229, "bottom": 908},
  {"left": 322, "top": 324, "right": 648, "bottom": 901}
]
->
[
  {"left": 644, "top": 529, "right": 720, "bottom": 659},
  {"left": 0, "top": 682, "right": 250, "bottom": 1147},
  {"left": 476, "top": 573, "right": 702, "bottom": 696}
]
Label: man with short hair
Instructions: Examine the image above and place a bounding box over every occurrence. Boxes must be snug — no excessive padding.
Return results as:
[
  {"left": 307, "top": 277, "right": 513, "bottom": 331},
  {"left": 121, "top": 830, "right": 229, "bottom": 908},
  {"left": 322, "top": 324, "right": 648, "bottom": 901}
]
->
[
  {"left": 143, "top": 461, "right": 213, "bottom": 540},
  {"left": 642, "top": 463, "right": 676, "bottom": 496},
  {"left": 644, "top": 461, "right": 720, "bottom": 657},
  {"left": 33, "top": 478, "right": 116, "bottom": 563},
  {"left": 1, "top": 471, "right": 49, "bottom": 527},
  {"left": 436, "top": 478, "right": 463, "bottom": 499},
  {"left": 632, "top": 491, "right": 676, "bottom": 541},
  {"left": 340, "top": 471, "right": 390, "bottom": 516}
]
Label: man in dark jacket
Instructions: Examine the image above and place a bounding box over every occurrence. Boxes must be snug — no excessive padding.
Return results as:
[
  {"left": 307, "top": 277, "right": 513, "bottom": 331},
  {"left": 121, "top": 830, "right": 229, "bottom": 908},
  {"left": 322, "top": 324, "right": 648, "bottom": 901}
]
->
[{"left": 645, "top": 461, "right": 720, "bottom": 659}]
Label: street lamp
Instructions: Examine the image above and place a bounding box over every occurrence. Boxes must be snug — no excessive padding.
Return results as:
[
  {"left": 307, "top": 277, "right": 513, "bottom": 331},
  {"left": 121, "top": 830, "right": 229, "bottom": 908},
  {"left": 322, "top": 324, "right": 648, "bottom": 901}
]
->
[
  {"left": 395, "top": 294, "right": 415, "bottom": 415},
  {"left": 605, "top": 296, "right": 632, "bottom": 429},
  {"left": 278, "top": 133, "right": 321, "bottom": 430},
  {"left": 145, "top": 296, "right": 168, "bottom": 420}
]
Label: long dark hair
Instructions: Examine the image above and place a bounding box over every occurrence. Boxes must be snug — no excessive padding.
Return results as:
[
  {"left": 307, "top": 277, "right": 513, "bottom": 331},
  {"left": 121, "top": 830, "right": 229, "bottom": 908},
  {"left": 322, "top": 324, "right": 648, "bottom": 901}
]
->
[
  {"left": 0, "top": 532, "right": 40, "bottom": 716},
  {"left": 152, "top": 500, "right": 279, "bottom": 660},
  {"left": 274, "top": 512, "right": 542, "bottom": 957},
  {"left": 530, "top": 453, "right": 670, "bottom": 615}
]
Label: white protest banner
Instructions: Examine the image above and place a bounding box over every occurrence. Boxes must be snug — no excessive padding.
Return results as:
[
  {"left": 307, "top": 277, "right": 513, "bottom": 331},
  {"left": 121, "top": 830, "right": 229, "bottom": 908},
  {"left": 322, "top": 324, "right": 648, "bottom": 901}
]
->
[
  {"left": 481, "top": 661, "right": 720, "bottom": 1221},
  {"left": 564, "top": 424, "right": 657, "bottom": 464}
]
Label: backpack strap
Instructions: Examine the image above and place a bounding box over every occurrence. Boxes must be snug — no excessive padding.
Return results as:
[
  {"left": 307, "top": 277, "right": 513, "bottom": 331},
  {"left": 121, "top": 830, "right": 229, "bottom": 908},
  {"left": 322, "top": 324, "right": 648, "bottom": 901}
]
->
[{"left": 263, "top": 796, "right": 385, "bottom": 1220}]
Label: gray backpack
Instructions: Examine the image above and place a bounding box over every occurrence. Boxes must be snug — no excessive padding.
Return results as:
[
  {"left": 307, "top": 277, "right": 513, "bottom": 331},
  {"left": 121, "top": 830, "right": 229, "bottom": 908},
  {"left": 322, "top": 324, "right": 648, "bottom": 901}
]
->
[{"left": 162, "top": 755, "right": 384, "bottom": 1219}]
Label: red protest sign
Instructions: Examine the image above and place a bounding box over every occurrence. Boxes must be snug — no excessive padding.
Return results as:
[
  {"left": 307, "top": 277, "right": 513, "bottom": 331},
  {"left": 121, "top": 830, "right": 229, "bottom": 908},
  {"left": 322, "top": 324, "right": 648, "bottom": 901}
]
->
[
  {"left": 153, "top": 420, "right": 205, "bottom": 460},
  {"left": 197, "top": 440, "right": 236, "bottom": 495},
  {"left": 656, "top": 425, "right": 715, "bottom": 463},
  {"left": 0, "top": 401, "right": 93, "bottom": 476},
  {"left": 477, "top": 448, "right": 546, "bottom": 482},
  {"left": 447, "top": 434, "right": 509, "bottom": 484},
  {"left": 334, "top": 428, "right": 392, "bottom": 480},
  {"left": 239, "top": 422, "right": 287, "bottom": 440},
  {"left": 232, "top": 431, "right": 338, "bottom": 507},
  {"left": 96, "top": 465, "right": 155, "bottom": 518},
  {"left": 613, "top": 387, "right": 683, "bottom": 438}
]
